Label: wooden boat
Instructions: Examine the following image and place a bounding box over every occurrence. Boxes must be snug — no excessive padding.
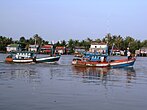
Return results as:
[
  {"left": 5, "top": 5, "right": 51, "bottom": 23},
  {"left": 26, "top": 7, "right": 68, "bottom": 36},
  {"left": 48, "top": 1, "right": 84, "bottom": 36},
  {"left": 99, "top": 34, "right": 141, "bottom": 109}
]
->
[
  {"left": 72, "top": 53, "right": 136, "bottom": 68},
  {"left": 35, "top": 55, "right": 60, "bottom": 63}
]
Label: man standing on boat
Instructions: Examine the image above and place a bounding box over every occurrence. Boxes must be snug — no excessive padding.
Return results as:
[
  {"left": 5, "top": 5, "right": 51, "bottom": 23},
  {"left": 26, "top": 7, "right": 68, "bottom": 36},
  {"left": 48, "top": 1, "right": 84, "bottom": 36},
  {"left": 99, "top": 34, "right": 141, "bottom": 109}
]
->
[{"left": 127, "top": 48, "right": 131, "bottom": 60}]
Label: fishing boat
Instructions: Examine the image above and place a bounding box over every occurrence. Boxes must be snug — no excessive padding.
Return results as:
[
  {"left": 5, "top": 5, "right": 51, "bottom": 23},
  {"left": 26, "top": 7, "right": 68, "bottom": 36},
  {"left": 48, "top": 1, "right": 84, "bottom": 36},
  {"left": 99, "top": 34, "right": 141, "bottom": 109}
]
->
[
  {"left": 72, "top": 42, "right": 136, "bottom": 68},
  {"left": 72, "top": 53, "right": 136, "bottom": 68},
  {"left": 5, "top": 52, "right": 60, "bottom": 63}
]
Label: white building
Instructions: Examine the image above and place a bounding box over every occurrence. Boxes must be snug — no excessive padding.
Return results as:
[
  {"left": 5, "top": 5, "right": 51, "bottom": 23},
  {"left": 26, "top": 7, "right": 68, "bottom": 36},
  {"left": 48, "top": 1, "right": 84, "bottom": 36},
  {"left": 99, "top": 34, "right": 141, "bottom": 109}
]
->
[
  {"left": 6, "top": 44, "right": 21, "bottom": 52},
  {"left": 28, "top": 45, "right": 39, "bottom": 52},
  {"left": 89, "top": 42, "right": 108, "bottom": 54}
]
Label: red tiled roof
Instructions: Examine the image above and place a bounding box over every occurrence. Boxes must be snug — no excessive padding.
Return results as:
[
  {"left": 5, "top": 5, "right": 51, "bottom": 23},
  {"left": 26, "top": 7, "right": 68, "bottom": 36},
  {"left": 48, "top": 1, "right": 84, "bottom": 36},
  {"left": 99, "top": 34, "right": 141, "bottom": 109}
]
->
[
  {"left": 91, "top": 42, "right": 106, "bottom": 45},
  {"left": 41, "top": 45, "right": 53, "bottom": 49}
]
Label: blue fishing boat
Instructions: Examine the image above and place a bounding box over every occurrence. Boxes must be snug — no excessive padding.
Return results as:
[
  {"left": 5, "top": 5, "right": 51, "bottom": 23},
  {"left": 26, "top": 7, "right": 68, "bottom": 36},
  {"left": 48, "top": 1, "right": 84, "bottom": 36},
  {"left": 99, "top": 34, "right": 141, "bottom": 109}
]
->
[
  {"left": 72, "top": 52, "right": 136, "bottom": 68},
  {"left": 72, "top": 43, "right": 136, "bottom": 68}
]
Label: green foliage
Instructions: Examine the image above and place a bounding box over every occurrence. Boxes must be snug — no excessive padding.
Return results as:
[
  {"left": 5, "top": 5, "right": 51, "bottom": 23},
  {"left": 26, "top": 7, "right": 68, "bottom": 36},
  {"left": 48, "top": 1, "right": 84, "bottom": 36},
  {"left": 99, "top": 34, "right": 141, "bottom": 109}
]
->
[
  {"left": 0, "top": 34, "right": 147, "bottom": 54},
  {"left": 0, "top": 36, "right": 13, "bottom": 51}
]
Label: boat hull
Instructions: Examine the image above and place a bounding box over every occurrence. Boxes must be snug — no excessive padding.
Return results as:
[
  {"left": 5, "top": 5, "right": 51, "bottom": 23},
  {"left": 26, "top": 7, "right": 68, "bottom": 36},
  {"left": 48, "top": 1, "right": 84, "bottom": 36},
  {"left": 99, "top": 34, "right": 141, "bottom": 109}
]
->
[
  {"left": 72, "top": 60, "right": 109, "bottom": 67},
  {"left": 36, "top": 56, "right": 60, "bottom": 63},
  {"left": 13, "top": 59, "right": 34, "bottom": 63},
  {"left": 110, "top": 58, "right": 136, "bottom": 68}
]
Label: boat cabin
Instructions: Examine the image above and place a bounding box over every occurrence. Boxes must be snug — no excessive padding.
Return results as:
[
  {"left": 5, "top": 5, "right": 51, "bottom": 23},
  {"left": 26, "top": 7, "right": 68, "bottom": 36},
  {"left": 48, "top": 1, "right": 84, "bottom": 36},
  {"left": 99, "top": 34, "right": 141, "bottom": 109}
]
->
[
  {"left": 83, "top": 52, "right": 108, "bottom": 62},
  {"left": 14, "top": 52, "right": 34, "bottom": 59}
]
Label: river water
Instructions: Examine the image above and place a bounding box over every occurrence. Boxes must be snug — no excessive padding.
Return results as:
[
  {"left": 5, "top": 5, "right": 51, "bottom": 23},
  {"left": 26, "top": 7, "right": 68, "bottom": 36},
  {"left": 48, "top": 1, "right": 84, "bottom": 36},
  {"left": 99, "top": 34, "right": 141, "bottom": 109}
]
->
[{"left": 0, "top": 54, "right": 147, "bottom": 110}]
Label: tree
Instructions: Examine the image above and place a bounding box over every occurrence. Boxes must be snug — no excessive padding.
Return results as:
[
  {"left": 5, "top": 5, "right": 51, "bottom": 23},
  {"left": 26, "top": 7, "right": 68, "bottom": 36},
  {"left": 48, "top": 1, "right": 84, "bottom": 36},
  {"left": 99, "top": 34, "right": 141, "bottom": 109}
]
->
[
  {"left": 141, "top": 40, "right": 147, "bottom": 47},
  {"left": 67, "top": 39, "right": 74, "bottom": 53},
  {"left": 61, "top": 40, "right": 66, "bottom": 46},
  {"left": 29, "top": 38, "right": 34, "bottom": 45},
  {"left": 86, "top": 37, "right": 93, "bottom": 43},
  {"left": 19, "top": 37, "right": 26, "bottom": 43},
  {"left": 33, "top": 34, "right": 43, "bottom": 45},
  {"left": 0, "top": 36, "right": 13, "bottom": 51},
  {"left": 124, "top": 36, "right": 135, "bottom": 51},
  {"left": 95, "top": 38, "right": 101, "bottom": 43},
  {"left": 114, "top": 35, "right": 123, "bottom": 50}
]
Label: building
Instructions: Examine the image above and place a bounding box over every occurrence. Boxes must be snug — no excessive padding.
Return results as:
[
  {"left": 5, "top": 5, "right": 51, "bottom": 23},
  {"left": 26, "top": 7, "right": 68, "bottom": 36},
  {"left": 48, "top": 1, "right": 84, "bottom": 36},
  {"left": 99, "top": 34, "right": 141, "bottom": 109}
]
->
[
  {"left": 65, "top": 47, "right": 72, "bottom": 54},
  {"left": 55, "top": 46, "right": 66, "bottom": 55},
  {"left": 112, "top": 48, "right": 120, "bottom": 55},
  {"left": 40, "top": 44, "right": 53, "bottom": 54},
  {"left": 135, "top": 50, "right": 140, "bottom": 56},
  {"left": 74, "top": 46, "right": 86, "bottom": 57},
  {"left": 6, "top": 44, "right": 21, "bottom": 52},
  {"left": 135, "top": 47, "right": 147, "bottom": 56},
  {"left": 89, "top": 42, "right": 108, "bottom": 54},
  {"left": 140, "top": 47, "right": 147, "bottom": 56},
  {"left": 28, "top": 45, "right": 39, "bottom": 52},
  {"left": 74, "top": 46, "right": 86, "bottom": 53}
]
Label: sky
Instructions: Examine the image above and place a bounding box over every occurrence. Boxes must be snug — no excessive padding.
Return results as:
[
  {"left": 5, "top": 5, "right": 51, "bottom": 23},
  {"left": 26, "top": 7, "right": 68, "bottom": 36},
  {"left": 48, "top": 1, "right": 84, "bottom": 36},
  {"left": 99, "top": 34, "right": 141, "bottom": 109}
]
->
[{"left": 0, "top": 0, "right": 147, "bottom": 41}]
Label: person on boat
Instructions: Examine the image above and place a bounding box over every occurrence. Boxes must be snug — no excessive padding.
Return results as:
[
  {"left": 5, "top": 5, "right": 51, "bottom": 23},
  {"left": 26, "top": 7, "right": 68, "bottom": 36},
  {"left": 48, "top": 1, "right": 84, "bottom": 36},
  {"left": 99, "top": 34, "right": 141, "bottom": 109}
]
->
[{"left": 127, "top": 50, "right": 132, "bottom": 60}]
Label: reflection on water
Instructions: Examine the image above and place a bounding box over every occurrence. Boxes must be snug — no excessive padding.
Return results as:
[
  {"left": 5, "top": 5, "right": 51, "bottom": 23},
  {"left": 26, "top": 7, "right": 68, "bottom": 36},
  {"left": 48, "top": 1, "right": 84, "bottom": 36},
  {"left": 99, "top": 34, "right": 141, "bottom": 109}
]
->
[
  {"left": 72, "top": 66, "right": 136, "bottom": 86},
  {"left": 125, "top": 67, "right": 136, "bottom": 83},
  {"left": 0, "top": 66, "right": 40, "bottom": 83},
  {"left": 72, "top": 67, "right": 110, "bottom": 84}
]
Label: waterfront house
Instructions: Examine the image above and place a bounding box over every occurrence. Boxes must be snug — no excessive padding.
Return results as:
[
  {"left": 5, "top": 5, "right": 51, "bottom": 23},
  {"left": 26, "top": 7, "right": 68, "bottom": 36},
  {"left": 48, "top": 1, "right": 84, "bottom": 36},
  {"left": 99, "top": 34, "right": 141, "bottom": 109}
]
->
[
  {"left": 28, "top": 45, "right": 39, "bottom": 52},
  {"left": 111, "top": 48, "right": 124, "bottom": 56},
  {"left": 111, "top": 48, "right": 120, "bottom": 55},
  {"left": 140, "top": 47, "right": 147, "bottom": 56},
  {"left": 55, "top": 46, "right": 66, "bottom": 55},
  {"left": 65, "top": 47, "right": 72, "bottom": 54},
  {"left": 40, "top": 44, "right": 53, "bottom": 54},
  {"left": 6, "top": 44, "right": 21, "bottom": 52},
  {"left": 135, "top": 47, "right": 147, "bottom": 56},
  {"left": 135, "top": 49, "right": 140, "bottom": 56},
  {"left": 89, "top": 42, "right": 108, "bottom": 54}
]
